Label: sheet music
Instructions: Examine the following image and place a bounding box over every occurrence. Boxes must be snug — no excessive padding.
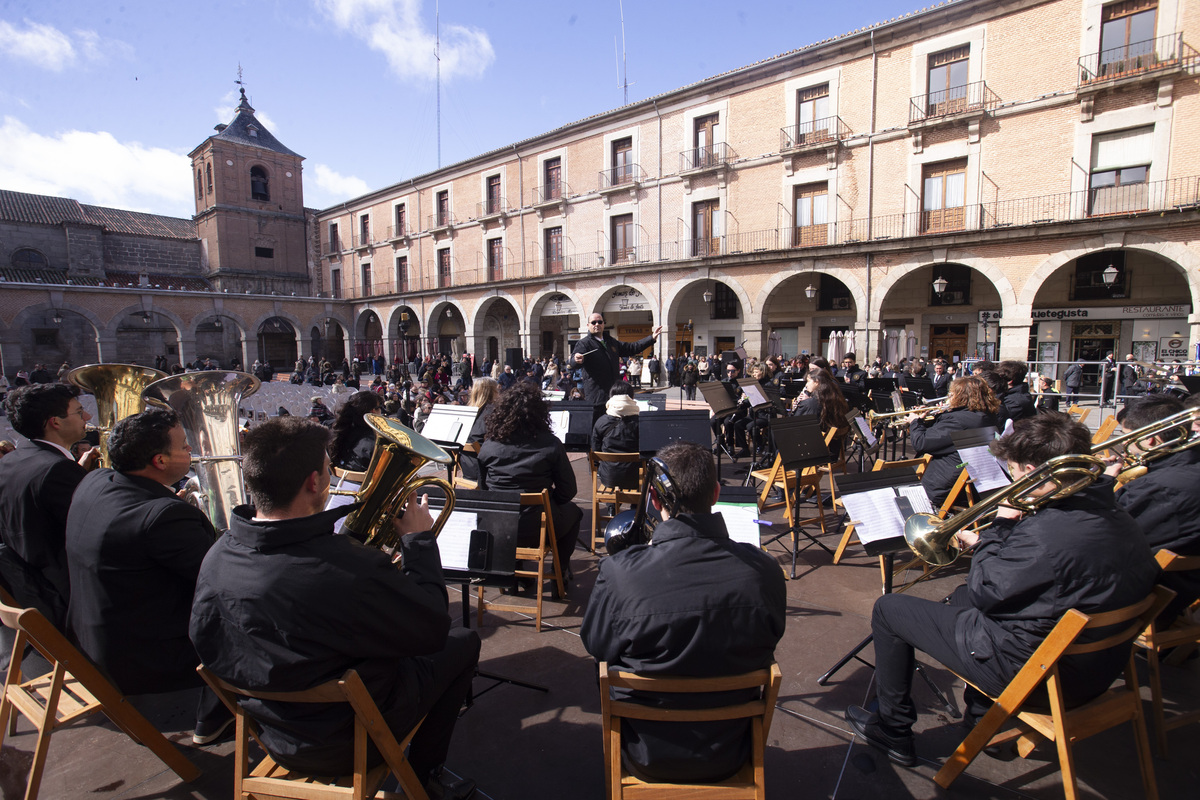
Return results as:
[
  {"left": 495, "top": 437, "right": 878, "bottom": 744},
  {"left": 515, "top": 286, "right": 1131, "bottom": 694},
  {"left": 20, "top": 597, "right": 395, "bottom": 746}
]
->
[
  {"left": 841, "top": 488, "right": 906, "bottom": 544},
  {"left": 854, "top": 416, "right": 878, "bottom": 447},
  {"left": 437, "top": 511, "right": 478, "bottom": 571},
  {"left": 635, "top": 399, "right": 653, "bottom": 412},
  {"left": 740, "top": 382, "right": 769, "bottom": 407},
  {"left": 897, "top": 484, "right": 935, "bottom": 514},
  {"left": 326, "top": 478, "right": 360, "bottom": 534},
  {"left": 421, "top": 416, "right": 461, "bottom": 443},
  {"left": 959, "top": 445, "right": 1011, "bottom": 491},
  {"left": 715, "top": 503, "right": 764, "bottom": 549},
  {"left": 543, "top": 390, "right": 566, "bottom": 401},
  {"left": 548, "top": 410, "right": 572, "bottom": 443}
]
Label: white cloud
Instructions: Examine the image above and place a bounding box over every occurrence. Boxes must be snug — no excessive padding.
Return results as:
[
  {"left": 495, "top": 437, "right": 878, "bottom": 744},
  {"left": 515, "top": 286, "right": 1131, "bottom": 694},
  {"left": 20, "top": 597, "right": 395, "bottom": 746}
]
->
[
  {"left": 214, "top": 90, "right": 279, "bottom": 132},
  {"left": 309, "top": 163, "right": 371, "bottom": 206},
  {"left": 0, "top": 19, "right": 131, "bottom": 70},
  {"left": 0, "top": 116, "right": 193, "bottom": 218},
  {"left": 315, "top": 0, "right": 494, "bottom": 82}
]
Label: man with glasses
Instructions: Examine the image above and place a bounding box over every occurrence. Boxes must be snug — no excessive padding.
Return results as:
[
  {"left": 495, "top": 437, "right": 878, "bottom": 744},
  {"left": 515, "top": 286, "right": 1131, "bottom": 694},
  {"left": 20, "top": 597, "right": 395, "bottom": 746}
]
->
[
  {"left": 572, "top": 313, "right": 661, "bottom": 425},
  {"left": 0, "top": 384, "right": 97, "bottom": 628}
]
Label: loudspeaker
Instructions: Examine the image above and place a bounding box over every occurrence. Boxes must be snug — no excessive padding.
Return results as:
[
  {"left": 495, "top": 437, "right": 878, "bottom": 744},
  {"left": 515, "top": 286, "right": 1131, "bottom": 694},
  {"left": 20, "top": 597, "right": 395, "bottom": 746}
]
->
[{"left": 505, "top": 347, "right": 524, "bottom": 370}]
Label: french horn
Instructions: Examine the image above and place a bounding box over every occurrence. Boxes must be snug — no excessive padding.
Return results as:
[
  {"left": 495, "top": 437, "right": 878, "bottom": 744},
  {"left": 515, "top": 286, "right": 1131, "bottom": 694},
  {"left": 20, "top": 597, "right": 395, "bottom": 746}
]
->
[{"left": 66, "top": 363, "right": 167, "bottom": 467}]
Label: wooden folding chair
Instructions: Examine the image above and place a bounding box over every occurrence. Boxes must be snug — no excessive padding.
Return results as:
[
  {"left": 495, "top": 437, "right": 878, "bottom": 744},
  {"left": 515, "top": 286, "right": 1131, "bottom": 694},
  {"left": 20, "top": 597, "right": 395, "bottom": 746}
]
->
[
  {"left": 831, "top": 454, "right": 931, "bottom": 564},
  {"left": 935, "top": 586, "right": 1174, "bottom": 800},
  {"left": 451, "top": 441, "right": 480, "bottom": 490},
  {"left": 1067, "top": 405, "right": 1092, "bottom": 425},
  {"left": 0, "top": 600, "right": 200, "bottom": 800},
  {"left": 1135, "top": 550, "right": 1200, "bottom": 756},
  {"left": 1091, "top": 415, "right": 1119, "bottom": 449},
  {"left": 599, "top": 662, "right": 782, "bottom": 800},
  {"left": 474, "top": 489, "right": 567, "bottom": 632},
  {"left": 197, "top": 665, "right": 428, "bottom": 800},
  {"left": 589, "top": 451, "right": 644, "bottom": 553}
]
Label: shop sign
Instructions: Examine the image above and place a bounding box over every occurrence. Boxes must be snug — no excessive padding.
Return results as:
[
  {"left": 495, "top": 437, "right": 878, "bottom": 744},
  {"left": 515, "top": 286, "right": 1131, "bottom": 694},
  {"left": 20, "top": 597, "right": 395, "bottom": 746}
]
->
[
  {"left": 603, "top": 288, "right": 651, "bottom": 313},
  {"left": 979, "top": 304, "right": 1189, "bottom": 323},
  {"left": 1160, "top": 337, "right": 1189, "bottom": 359}
]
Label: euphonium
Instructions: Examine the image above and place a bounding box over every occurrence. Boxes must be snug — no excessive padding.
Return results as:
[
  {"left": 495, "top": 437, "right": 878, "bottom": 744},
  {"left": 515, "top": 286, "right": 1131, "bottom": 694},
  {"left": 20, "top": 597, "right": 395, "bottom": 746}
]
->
[
  {"left": 903, "top": 454, "right": 1106, "bottom": 566},
  {"left": 339, "top": 414, "right": 456, "bottom": 552},
  {"left": 66, "top": 363, "right": 167, "bottom": 466},
  {"left": 142, "top": 371, "right": 260, "bottom": 532},
  {"left": 1090, "top": 406, "right": 1200, "bottom": 488}
]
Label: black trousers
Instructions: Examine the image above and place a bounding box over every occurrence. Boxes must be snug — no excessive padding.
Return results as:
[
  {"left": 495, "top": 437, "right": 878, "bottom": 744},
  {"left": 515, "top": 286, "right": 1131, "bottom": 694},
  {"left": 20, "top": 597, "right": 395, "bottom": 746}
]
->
[{"left": 871, "top": 591, "right": 1013, "bottom": 735}]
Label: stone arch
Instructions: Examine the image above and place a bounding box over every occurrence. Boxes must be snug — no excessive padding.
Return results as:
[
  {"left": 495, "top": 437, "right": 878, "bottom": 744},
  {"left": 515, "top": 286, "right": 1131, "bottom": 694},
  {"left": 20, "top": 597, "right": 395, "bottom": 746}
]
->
[
  {"left": 105, "top": 302, "right": 185, "bottom": 339},
  {"left": 525, "top": 286, "right": 586, "bottom": 332},
  {"left": 753, "top": 261, "right": 867, "bottom": 326},
  {"left": 247, "top": 309, "right": 305, "bottom": 340},
  {"left": 191, "top": 310, "right": 248, "bottom": 339},
  {"left": 592, "top": 278, "right": 662, "bottom": 331},
  {"left": 526, "top": 287, "right": 585, "bottom": 361},
  {"left": 9, "top": 301, "right": 104, "bottom": 339},
  {"left": 870, "top": 253, "right": 1017, "bottom": 322}
]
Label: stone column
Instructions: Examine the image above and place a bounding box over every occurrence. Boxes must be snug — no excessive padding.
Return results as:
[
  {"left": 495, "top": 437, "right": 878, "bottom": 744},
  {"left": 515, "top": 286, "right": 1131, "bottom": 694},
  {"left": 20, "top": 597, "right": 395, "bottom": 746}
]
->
[
  {"left": 176, "top": 336, "right": 197, "bottom": 369},
  {"left": 95, "top": 334, "right": 119, "bottom": 365},
  {"left": 741, "top": 326, "right": 763, "bottom": 360},
  {"left": 0, "top": 335, "right": 24, "bottom": 378},
  {"left": 240, "top": 337, "right": 254, "bottom": 373},
  {"left": 998, "top": 318, "right": 1032, "bottom": 362}
]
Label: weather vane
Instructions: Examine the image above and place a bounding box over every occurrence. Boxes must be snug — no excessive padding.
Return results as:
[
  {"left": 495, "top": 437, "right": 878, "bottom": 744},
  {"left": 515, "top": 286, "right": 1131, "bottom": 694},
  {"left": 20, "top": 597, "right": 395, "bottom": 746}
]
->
[{"left": 235, "top": 63, "right": 244, "bottom": 89}]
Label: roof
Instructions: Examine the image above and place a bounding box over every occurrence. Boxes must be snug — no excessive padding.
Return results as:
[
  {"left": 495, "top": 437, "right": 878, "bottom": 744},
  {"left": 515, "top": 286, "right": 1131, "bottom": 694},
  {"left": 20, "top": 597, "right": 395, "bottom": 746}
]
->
[
  {"left": 210, "top": 89, "right": 303, "bottom": 159},
  {"left": 0, "top": 189, "right": 197, "bottom": 241},
  {"left": 0, "top": 267, "right": 211, "bottom": 291}
]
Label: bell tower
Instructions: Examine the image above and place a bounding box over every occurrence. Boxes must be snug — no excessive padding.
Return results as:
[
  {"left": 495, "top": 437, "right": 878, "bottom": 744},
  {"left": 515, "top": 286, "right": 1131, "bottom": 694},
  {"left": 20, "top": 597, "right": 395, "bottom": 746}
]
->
[{"left": 189, "top": 88, "right": 310, "bottom": 295}]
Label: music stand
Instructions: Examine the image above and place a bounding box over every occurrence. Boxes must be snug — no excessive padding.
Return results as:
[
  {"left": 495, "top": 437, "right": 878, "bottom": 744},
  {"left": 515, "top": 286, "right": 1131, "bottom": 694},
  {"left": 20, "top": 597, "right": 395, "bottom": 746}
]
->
[
  {"left": 547, "top": 400, "right": 596, "bottom": 451},
  {"left": 760, "top": 415, "right": 835, "bottom": 574},
  {"left": 639, "top": 410, "right": 712, "bottom": 456},
  {"left": 1178, "top": 375, "right": 1200, "bottom": 394},
  {"left": 814, "top": 470, "right": 957, "bottom": 715},
  {"left": 430, "top": 489, "right": 549, "bottom": 701},
  {"left": 904, "top": 375, "right": 936, "bottom": 401},
  {"left": 697, "top": 381, "right": 739, "bottom": 467},
  {"left": 713, "top": 484, "right": 772, "bottom": 550},
  {"left": 864, "top": 377, "right": 898, "bottom": 396}
]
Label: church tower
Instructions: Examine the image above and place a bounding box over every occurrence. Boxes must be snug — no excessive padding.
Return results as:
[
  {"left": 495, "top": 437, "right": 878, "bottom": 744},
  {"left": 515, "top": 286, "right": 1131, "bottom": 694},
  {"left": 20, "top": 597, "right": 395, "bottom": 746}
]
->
[{"left": 189, "top": 89, "right": 310, "bottom": 295}]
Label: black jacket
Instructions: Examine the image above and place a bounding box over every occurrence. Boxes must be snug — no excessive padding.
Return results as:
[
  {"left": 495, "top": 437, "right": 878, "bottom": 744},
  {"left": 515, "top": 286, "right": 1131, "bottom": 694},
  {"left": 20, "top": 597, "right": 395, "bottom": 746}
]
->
[
  {"left": 910, "top": 408, "right": 999, "bottom": 507},
  {"left": 1036, "top": 389, "right": 1061, "bottom": 413},
  {"left": 66, "top": 470, "right": 215, "bottom": 693},
  {"left": 189, "top": 505, "right": 449, "bottom": 774},
  {"left": 581, "top": 511, "right": 786, "bottom": 782},
  {"left": 0, "top": 441, "right": 88, "bottom": 626},
  {"left": 959, "top": 479, "right": 1156, "bottom": 704},
  {"left": 457, "top": 404, "right": 494, "bottom": 483},
  {"left": 572, "top": 332, "right": 656, "bottom": 406},
  {"left": 591, "top": 413, "right": 641, "bottom": 489},
  {"left": 930, "top": 372, "right": 952, "bottom": 398},
  {"left": 478, "top": 430, "right": 581, "bottom": 547},
  {"left": 333, "top": 427, "right": 376, "bottom": 472},
  {"left": 1064, "top": 363, "right": 1083, "bottom": 389},
  {"left": 998, "top": 384, "right": 1037, "bottom": 427}
]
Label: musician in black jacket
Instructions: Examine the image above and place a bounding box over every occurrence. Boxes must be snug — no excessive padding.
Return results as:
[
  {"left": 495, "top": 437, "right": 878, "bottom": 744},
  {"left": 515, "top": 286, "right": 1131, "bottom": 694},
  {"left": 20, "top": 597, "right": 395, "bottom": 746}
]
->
[
  {"left": 995, "top": 360, "right": 1037, "bottom": 427},
  {"left": 907, "top": 376, "right": 1000, "bottom": 508},
  {"left": 847, "top": 412, "right": 1157, "bottom": 767},
  {"left": 0, "top": 384, "right": 96, "bottom": 627},
  {"left": 929, "top": 361, "right": 952, "bottom": 398},
  {"left": 327, "top": 391, "right": 384, "bottom": 472},
  {"left": 591, "top": 383, "right": 641, "bottom": 490},
  {"left": 791, "top": 368, "right": 849, "bottom": 459},
  {"left": 1035, "top": 375, "right": 1061, "bottom": 413},
  {"left": 572, "top": 312, "right": 660, "bottom": 424},
  {"left": 838, "top": 353, "right": 867, "bottom": 390}
]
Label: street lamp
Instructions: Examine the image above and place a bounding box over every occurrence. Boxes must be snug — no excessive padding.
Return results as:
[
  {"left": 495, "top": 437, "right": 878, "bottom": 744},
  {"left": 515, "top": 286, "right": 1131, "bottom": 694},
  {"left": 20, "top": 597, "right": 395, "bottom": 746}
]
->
[
  {"left": 398, "top": 312, "right": 410, "bottom": 336},
  {"left": 805, "top": 283, "right": 817, "bottom": 300},
  {"left": 932, "top": 275, "right": 949, "bottom": 296},
  {"left": 702, "top": 282, "right": 714, "bottom": 304},
  {"left": 52, "top": 309, "right": 63, "bottom": 325},
  {"left": 1102, "top": 262, "right": 1119, "bottom": 286}
]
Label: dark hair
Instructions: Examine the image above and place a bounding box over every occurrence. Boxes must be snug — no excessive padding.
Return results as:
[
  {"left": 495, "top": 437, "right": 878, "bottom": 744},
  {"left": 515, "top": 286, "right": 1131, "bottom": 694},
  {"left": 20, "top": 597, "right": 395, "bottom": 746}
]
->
[
  {"left": 976, "top": 370, "right": 1007, "bottom": 400},
  {"left": 329, "top": 391, "right": 382, "bottom": 463},
  {"left": 108, "top": 408, "right": 180, "bottom": 472},
  {"left": 948, "top": 376, "right": 1000, "bottom": 414},
  {"left": 808, "top": 356, "right": 832, "bottom": 377},
  {"left": 843, "top": 352, "right": 857, "bottom": 363},
  {"left": 991, "top": 411, "right": 1090, "bottom": 466},
  {"left": 974, "top": 360, "right": 996, "bottom": 373},
  {"left": 656, "top": 441, "right": 717, "bottom": 515},
  {"left": 1118, "top": 394, "right": 1185, "bottom": 438},
  {"left": 243, "top": 417, "right": 330, "bottom": 512},
  {"left": 995, "top": 360, "right": 1029, "bottom": 386},
  {"left": 4, "top": 384, "right": 80, "bottom": 440},
  {"left": 485, "top": 381, "right": 550, "bottom": 443},
  {"left": 609, "top": 382, "right": 633, "bottom": 398},
  {"left": 1185, "top": 392, "right": 1200, "bottom": 411},
  {"left": 807, "top": 369, "right": 851, "bottom": 431}
]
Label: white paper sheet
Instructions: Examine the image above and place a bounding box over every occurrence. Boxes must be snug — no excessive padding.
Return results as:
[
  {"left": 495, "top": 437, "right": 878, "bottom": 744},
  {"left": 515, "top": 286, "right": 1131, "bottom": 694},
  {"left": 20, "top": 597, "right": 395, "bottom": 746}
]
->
[
  {"left": 841, "top": 488, "right": 906, "bottom": 544},
  {"left": 740, "top": 382, "right": 769, "bottom": 407},
  {"left": 855, "top": 416, "right": 878, "bottom": 447},
  {"left": 959, "top": 445, "right": 1011, "bottom": 492},
  {"left": 549, "top": 410, "right": 571, "bottom": 443},
  {"left": 897, "top": 484, "right": 935, "bottom": 515},
  {"left": 715, "top": 503, "right": 764, "bottom": 548},
  {"left": 421, "top": 416, "right": 462, "bottom": 443},
  {"left": 437, "top": 511, "right": 478, "bottom": 571}
]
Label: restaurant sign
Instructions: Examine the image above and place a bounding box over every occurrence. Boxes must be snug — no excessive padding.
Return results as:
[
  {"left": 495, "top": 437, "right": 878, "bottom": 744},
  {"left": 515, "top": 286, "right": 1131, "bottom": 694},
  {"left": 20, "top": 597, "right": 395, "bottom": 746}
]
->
[{"left": 979, "top": 304, "right": 1188, "bottom": 323}]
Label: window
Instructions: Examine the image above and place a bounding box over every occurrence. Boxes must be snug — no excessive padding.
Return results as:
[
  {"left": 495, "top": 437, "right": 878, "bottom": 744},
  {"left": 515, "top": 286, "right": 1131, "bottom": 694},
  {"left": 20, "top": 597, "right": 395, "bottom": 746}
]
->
[
  {"left": 921, "top": 159, "right": 967, "bottom": 233},
  {"left": 712, "top": 283, "right": 738, "bottom": 320},
  {"left": 797, "top": 85, "right": 831, "bottom": 142},
  {"left": 817, "top": 274, "right": 853, "bottom": 311},
  {"left": 487, "top": 238, "right": 504, "bottom": 281},
  {"left": 792, "top": 183, "right": 829, "bottom": 246},
  {"left": 437, "top": 190, "right": 450, "bottom": 226},
  {"left": 11, "top": 248, "right": 48, "bottom": 268},
  {"left": 437, "top": 248, "right": 451, "bottom": 288},
  {"left": 254, "top": 247, "right": 274, "bottom": 259},
  {"left": 1089, "top": 126, "right": 1152, "bottom": 215},
  {"left": 359, "top": 214, "right": 370, "bottom": 245},
  {"left": 328, "top": 222, "right": 340, "bottom": 252},
  {"left": 486, "top": 175, "right": 502, "bottom": 214},
  {"left": 1100, "top": 1, "right": 1158, "bottom": 76},
  {"left": 396, "top": 256, "right": 408, "bottom": 293},
  {"left": 1073, "top": 251, "right": 1129, "bottom": 300},
  {"left": 545, "top": 227, "right": 563, "bottom": 274},
  {"left": 929, "top": 264, "right": 973, "bottom": 306},
  {"left": 692, "top": 114, "right": 719, "bottom": 167},
  {"left": 330, "top": 269, "right": 342, "bottom": 299},
  {"left": 394, "top": 204, "right": 406, "bottom": 237},
  {"left": 611, "top": 214, "right": 634, "bottom": 263},
  {"left": 544, "top": 157, "right": 561, "bottom": 199},
  {"left": 361, "top": 263, "right": 372, "bottom": 297},
  {"left": 611, "top": 137, "right": 633, "bottom": 185},
  {"left": 927, "top": 45, "right": 970, "bottom": 115},
  {"left": 692, "top": 199, "right": 721, "bottom": 256},
  {"left": 250, "top": 166, "right": 269, "bottom": 201},
  {"left": 205, "top": 163, "right": 213, "bottom": 193},
  {"left": 196, "top": 170, "right": 203, "bottom": 199}
]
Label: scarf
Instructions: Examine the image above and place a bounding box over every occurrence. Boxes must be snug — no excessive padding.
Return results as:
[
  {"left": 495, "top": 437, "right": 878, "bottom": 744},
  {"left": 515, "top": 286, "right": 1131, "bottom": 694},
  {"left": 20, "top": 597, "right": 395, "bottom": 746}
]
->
[{"left": 605, "top": 394, "right": 640, "bottom": 418}]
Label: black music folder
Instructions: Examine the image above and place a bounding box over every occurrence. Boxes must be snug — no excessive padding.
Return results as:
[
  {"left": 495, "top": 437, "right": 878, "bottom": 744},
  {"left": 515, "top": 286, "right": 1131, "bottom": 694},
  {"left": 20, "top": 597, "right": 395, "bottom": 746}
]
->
[
  {"left": 639, "top": 410, "right": 712, "bottom": 455},
  {"left": 834, "top": 468, "right": 932, "bottom": 557},
  {"left": 427, "top": 489, "right": 520, "bottom": 583},
  {"left": 770, "top": 415, "right": 830, "bottom": 471},
  {"left": 697, "top": 380, "right": 737, "bottom": 416}
]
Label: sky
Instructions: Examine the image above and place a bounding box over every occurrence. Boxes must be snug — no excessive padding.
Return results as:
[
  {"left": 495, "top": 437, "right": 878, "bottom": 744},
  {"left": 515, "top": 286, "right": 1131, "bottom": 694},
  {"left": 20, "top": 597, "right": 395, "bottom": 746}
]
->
[{"left": 0, "top": 0, "right": 936, "bottom": 220}]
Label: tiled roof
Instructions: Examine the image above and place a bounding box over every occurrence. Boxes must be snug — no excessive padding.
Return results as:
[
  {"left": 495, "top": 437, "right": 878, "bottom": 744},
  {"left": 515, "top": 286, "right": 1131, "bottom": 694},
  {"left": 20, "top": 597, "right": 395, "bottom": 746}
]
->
[
  {"left": 0, "top": 268, "right": 208, "bottom": 290},
  {"left": 0, "top": 189, "right": 196, "bottom": 240},
  {"left": 0, "top": 267, "right": 72, "bottom": 284},
  {"left": 105, "top": 272, "right": 212, "bottom": 291},
  {"left": 211, "top": 89, "right": 303, "bottom": 159}
]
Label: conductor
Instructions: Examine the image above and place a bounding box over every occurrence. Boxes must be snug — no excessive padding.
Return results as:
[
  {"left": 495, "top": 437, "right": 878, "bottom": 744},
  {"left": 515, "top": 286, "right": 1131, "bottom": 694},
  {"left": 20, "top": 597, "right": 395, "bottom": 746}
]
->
[{"left": 572, "top": 313, "right": 661, "bottom": 424}]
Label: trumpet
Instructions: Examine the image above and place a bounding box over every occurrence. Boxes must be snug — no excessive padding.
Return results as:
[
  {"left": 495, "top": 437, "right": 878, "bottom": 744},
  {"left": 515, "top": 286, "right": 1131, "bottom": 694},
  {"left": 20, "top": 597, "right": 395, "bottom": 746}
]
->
[
  {"left": 904, "top": 454, "right": 1106, "bottom": 565},
  {"left": 866, "top": 402, "right": 950, "bottom": 429},
  {"left": 1090, "top": 406, "right": 1200, "bottom": 488}
]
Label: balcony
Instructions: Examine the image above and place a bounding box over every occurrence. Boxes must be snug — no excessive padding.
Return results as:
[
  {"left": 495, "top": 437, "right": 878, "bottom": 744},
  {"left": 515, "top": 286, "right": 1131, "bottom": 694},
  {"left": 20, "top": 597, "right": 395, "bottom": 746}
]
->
[
  {"left": 1079, "top": 33, "right": 1195, "bottom": 87},
  {"left": 386, "top": 224, "right": 410, "bottom": 242},
  {"left": 323, "top": 238, "right": 342, "bottom": 258},
  {"left": 679, "top": 143, "right": 734, "bottom": 192},
  {"left": 427, "top": 212, "right": 457, "bottom": 238},
  {"left": 352, "top": 232, "right": 375, "bottom": 250},
  {"left": 531, "top": 182, "right": 569, "bottom": 218},
  {"left": 909, "top": 80, "right": 999, "bottom": 126},
  {"left": 597, "top": 164, "right": 643, "bottom": 207},
  {"left": 475, "top": 198, "right": 507, "bottom": 228},
  {"left": 781, "top": 116, "right": 850, "bottom": 152}
]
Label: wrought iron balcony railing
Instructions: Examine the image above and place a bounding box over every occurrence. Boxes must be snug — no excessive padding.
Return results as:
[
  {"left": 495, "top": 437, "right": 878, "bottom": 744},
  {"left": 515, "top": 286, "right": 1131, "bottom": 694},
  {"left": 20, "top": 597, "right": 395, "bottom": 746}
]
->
[
  {"left": 476, "top": 198, "right": 507, "bottom": 219},
  {"left": 1079, "top": 33, "right": 1194, "bottom": 85},
  {"left": 387, "top": 224, "right": 408, "bottom": 240},
  {"left": 909, "top": 80, "right": 999, "bottom": 124},
  {"left": 427, "top": 212, "right": 457, "bottom": 231},
  {"left": 679, "top": 142, "right": 733, "bottom": 173},
  {"left": 599, "top": 163, "right": 643, "bottom": 191},
  {"left": 532, "top": 182, "right": 569, "bottom": 205},
  {"left": 780, "top": 116, "right": 850, "bottom": 151}
]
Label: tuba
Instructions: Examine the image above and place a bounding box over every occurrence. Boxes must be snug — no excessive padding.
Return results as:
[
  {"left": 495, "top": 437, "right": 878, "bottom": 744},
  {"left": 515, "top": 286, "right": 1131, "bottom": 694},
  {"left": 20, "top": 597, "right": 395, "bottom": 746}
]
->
[
  {"left": 903, "top": 454, "right": 1107, "bottom": 566},
  {"left": 338, "top": 414, "right": 456, "bottom": 553},
  {"left": 66, "top": 363, "right": 167, "bottom": 466},
  {"left": 142, "top": 371, "right": 260, "bottom": 532}
]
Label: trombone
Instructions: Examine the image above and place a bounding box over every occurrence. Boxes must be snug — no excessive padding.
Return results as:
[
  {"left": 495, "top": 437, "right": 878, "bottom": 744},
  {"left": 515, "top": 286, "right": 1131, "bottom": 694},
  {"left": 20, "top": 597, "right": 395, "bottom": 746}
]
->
[
  {"left": 866, "top": 401, "right": 950, "bottom": 429},
  {"left": 1089, "top": 406, "right": 1200, "bottom": 488}
]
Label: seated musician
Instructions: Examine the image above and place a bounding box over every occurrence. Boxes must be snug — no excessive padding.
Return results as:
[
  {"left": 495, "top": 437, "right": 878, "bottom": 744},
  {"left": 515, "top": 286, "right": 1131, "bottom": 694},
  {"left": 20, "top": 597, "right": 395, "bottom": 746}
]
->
[
  {"left": 477, "top": 380, "right": 582, "bottom": 578},
  {"left": 328, "top": 390, "right": 385, "bottom": 472},
  {"left": 710, "top": 361, "right": 750, "bottom": 457},
  {"left": 581, "top": 441, "right": 786, "bottom": 783},
  {"left": 0, "top": 384, "right": 96, "bottom": 628},
  {"left": 457, "top": 377, "right": 500, "bottom": 484},
  {"left": 189, "top": 417, "right": 480, "bottom": 800},
  {"left": 591, "top": 383, "right": 641, "bottom": 490},
  {"left": 1109, "top": 395, "right": 1200, "bottom": 625},
  {"left": 65, "top": 409, "right": 230, "bottom": 744},
  {"left": 846, "top": 412, "right": 1157, "bottom": 766},
  {"left": 995, "top": 360, "right": 1037, "bottom": 427},
  {"left": 907, "top": 376, "right": 1000, "bottom": 508},
  {"left": 839, "top": 352, "right": 866, "bottom": 390},
  {"left": 791, "top": 367, "right": 849, "bottom": 459}
]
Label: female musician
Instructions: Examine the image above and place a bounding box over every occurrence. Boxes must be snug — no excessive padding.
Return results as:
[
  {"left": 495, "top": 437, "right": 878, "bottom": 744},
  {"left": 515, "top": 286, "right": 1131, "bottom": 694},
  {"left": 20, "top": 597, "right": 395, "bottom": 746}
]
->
[
  {"left": 478, "top": 380, "right": 582, "bottom": 578},
  {"left": 327, "top": 390, "right": 383, "bottom": 472},
  {"left": 791, "top": 368, "right": 850, "bottom": 458},
  {"left": 458, "top": 377, "right": 500, "bottom": 483},
  {"left": 908, "top": 376, "right": 1000, "bottom": 508}
]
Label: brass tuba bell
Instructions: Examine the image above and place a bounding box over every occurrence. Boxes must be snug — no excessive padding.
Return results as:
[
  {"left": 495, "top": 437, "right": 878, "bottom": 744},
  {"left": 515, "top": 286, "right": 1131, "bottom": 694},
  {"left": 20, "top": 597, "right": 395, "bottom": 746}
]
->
[
  {"left": 340, "top": 414, "right": 456, "bottom": 552},
  {"left": 66, "top": 363, "right": 167, "bottom": 467}
]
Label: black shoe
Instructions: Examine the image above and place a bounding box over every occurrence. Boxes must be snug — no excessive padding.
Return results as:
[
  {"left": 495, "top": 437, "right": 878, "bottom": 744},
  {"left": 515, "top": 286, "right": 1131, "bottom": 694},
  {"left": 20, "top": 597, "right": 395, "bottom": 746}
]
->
[
  {"left": 191, "top": 715, "right": 235, "bottom": 746},
  {"left": 733, "top": 448, "right": 751, "bottom": 459},
  {"left": 425, "top": 770, "right": 476, "bottom": 800},
  {"left": 845, "top": 705, "right": 916, "bottom": 767}
]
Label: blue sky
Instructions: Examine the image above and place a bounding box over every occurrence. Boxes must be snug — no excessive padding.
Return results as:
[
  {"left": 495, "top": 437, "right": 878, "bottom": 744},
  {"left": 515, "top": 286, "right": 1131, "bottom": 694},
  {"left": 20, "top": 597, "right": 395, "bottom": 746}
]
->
[{"left": 0, "top": 0, "right": 932, "bottom": 219}]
